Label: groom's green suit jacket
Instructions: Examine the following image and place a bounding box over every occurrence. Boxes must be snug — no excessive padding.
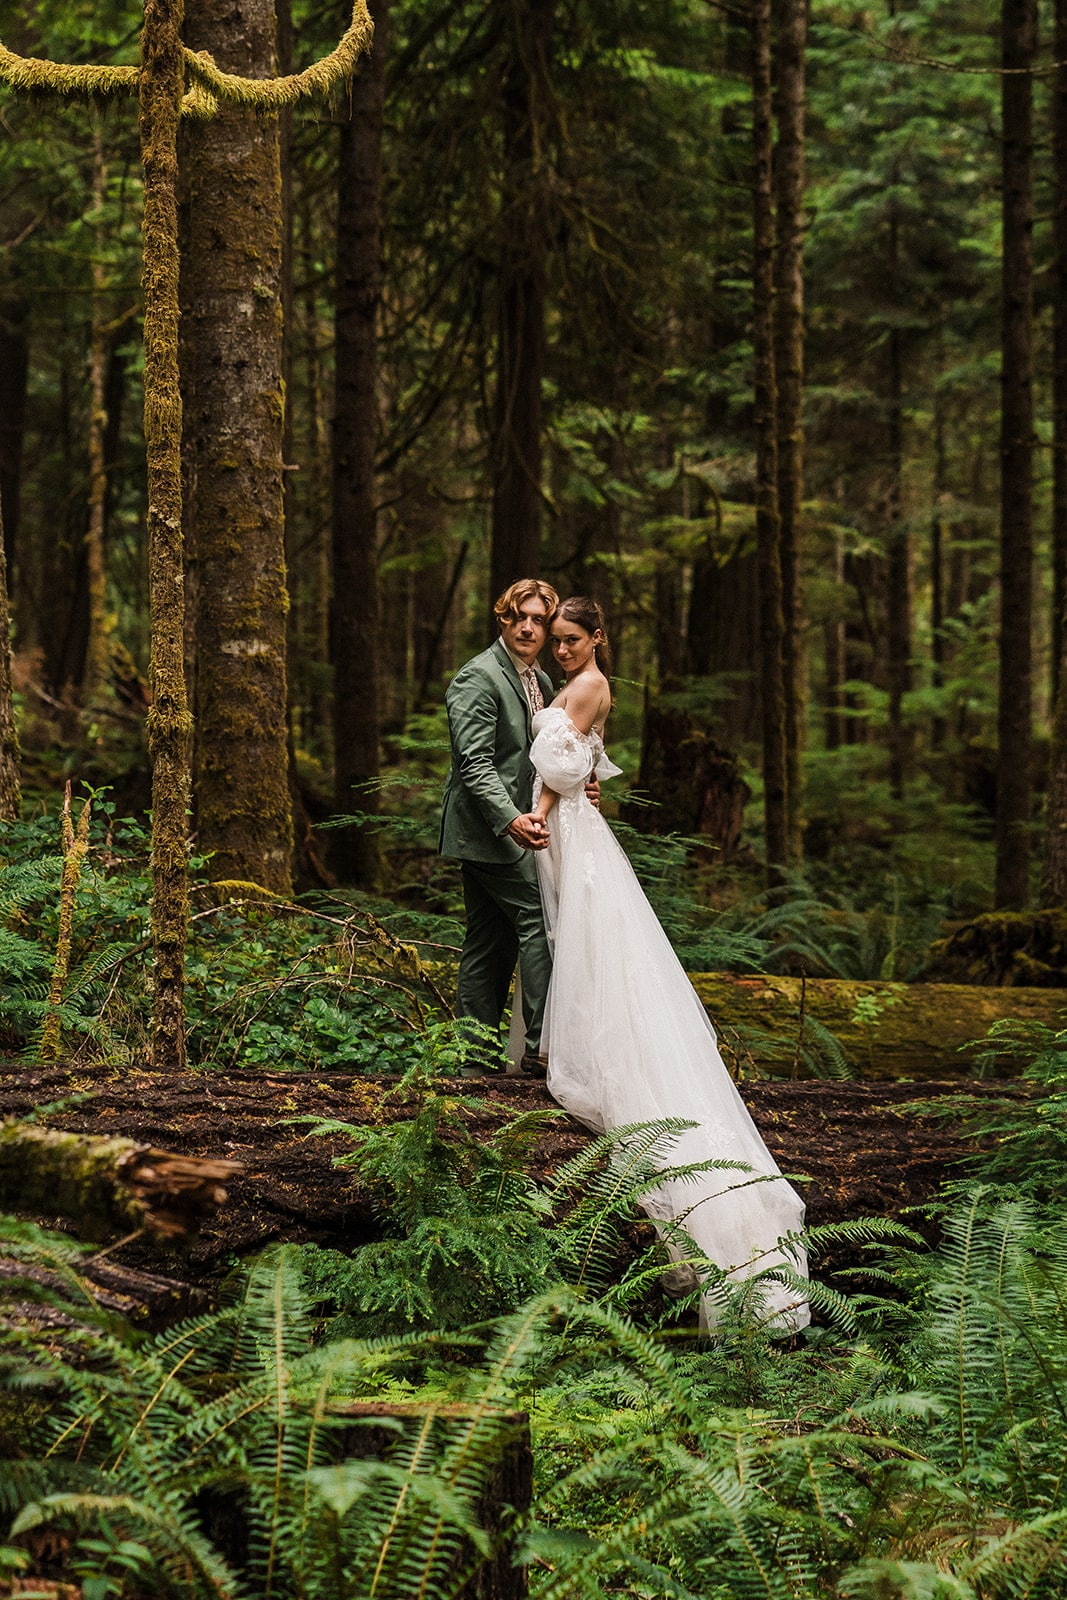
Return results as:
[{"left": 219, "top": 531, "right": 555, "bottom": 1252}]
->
[{"left": 439, "top": 640, "right": 554, "bottom": 865}]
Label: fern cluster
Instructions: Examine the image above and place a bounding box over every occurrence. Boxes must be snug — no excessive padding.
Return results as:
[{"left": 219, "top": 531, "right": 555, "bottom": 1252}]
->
[{"left": 6, "top": 1184, "right": 1067, "bottom": 1598}]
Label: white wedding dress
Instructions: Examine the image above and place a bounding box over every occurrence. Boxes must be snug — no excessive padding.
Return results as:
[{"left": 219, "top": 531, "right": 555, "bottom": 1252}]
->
[{"left": 529, "top": 705, "right": 809, "bottom": 1331}]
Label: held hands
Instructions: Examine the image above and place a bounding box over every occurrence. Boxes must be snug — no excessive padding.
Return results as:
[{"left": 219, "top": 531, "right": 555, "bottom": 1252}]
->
[
  {"left": 585, "top": 774, "right": 601, "bottom": 810},
  {"left": 508, "top": 813, "right": 550, "bottom": 851}
]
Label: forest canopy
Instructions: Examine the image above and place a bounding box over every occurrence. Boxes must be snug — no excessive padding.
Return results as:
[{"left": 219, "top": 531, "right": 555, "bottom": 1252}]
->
[{"left": 5, "top": 5, "right": 1067, "bottom": 1600}]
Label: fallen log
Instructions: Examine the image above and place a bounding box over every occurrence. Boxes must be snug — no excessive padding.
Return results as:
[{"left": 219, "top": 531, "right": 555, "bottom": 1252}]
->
[
  {"left": 690, "top": 974, "right": 1067, "bottom": 1079},
  {"left": 0, "top": 1121, "right": 240, "bottom": 1239}
]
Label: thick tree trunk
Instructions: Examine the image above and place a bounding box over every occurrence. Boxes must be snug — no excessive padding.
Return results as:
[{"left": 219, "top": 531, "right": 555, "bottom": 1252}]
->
[
  {"left": 687, "top": 538, "right": 762, "bottom": 745},
  {"left": 0, "top": 490, "right": 19, "bottom": 821},
  {"left": 83, "top": 128, "right": 111, "bottom": 702},
  {"left": 930, "top": 405, "right": 947, "bottom": 750},
  {"left": 140, "top": 0, "right": 193, "bottom": 1072},
  {"left": 1044, "top": 0, "right": 1067, "bottom": 904},
  {"left": 751, "top": 0, "right": 788, "bottom": 880},
  {"left": 488, "top": 0, "right": 554, "bottom": 611},
  {"left": 181, "top": 0, "right": 293, "bottom": 897},
  {"left": 1054, "top": 0, "right": 1067, "bottom": 710},
  {"left": 995, "top": 0, "right": 1036, "bottom": 908},
  {"left": 295, "top": 191, "right": 332, "bottom": 749},
  {"left": 823, "top": 529, "right": 846, "bottom": 750},
  {"left": 886, "top": 213, "right": 911, "bottom": 800},
  {"left": 331, "top": 0, "right": 387, "bottom": 887},
  {"left": 690, "top": 972, "right": 1066, "bottom": 1080},
  {"left": 773, "top": 0, "right": 807, "bottom": 862},
  {"left": 0, "top": 293, "right": 28, "bottom": 634}
]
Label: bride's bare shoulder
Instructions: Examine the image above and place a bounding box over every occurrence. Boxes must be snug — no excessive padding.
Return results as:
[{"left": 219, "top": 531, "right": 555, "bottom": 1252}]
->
[{"left": 560, "top": 669, "right": 611, "bottom": 734}]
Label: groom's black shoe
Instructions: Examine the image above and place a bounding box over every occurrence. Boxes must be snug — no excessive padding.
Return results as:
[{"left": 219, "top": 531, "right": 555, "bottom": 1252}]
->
[{"left": 520, "top": 1053, "right": 548, "bottom": 1079}]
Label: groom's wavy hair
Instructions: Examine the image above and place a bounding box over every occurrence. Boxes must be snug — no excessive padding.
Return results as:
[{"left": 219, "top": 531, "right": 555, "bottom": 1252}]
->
[
  {"left": 555, "top": 596, "right": 614, "bottom": 678},
  {"left": 493, "top": 577, "right": 560, "bottom": 625}
]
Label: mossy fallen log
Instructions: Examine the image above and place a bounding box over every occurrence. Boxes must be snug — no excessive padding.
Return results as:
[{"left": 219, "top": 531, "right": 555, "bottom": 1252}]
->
[
  {"left": 689, "top": 974, "right": 1067, "bottom": 1080},
  {"left": 0, "top": 1122, "right": 240, "bottom": 1239}
]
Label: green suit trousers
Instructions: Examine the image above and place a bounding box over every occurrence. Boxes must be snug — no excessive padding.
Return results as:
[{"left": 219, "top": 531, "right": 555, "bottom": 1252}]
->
[{"left": 456, "top": 853, "right": 552, "bottom": 1059}]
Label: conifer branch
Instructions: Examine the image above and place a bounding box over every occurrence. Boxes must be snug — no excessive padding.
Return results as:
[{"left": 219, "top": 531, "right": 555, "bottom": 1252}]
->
[
  {"left": 0, "top": 45, "right": 137, "bottom": 97},
  {"left": 181, "top": 0, "right": 373, "bottom": 111}
]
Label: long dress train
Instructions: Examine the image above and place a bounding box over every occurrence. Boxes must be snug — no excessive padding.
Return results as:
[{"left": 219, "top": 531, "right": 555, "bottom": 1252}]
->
[{"left": 530, "top": 705, "right": 809, "bottom": 1331}]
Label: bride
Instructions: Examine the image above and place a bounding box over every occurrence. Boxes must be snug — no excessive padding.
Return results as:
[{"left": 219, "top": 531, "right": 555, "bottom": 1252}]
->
[{"left": 528, "top": 596, "right": 809, "bottom": 1331}]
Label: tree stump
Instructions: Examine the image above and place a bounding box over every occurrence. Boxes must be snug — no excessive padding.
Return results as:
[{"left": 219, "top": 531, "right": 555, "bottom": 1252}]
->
[{"left": 620, "top": 690, "right": 750, "bottom": 859}]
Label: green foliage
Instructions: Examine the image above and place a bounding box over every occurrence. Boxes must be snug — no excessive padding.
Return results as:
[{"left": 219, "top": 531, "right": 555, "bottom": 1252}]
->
[
  {"left": 0, "top": 803, "right": 458, "bottom": 1068},
  {"left": 0, "top": 1236, "right": 528, "bottom": 1600},
  {"left": 295, "top": 1059, "right": 779, "bottom": 1335},
  {"left": 914, "top": 1018, "right": 1067, "bottom": 1202}
]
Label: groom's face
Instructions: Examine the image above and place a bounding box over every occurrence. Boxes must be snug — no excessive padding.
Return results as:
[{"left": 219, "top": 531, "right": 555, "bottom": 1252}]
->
[{"left": 499, "top": 598, "right": 551, "bottom": 666}]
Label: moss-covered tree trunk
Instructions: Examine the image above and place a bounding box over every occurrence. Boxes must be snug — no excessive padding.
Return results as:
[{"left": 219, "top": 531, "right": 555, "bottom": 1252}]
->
[
  {"left": 751, "top": 0, "right": 788, "bottom": 882},
  {"left": 995, "top": 0, "right": 1036, "bottom": 909},
  {"left": 0, "top": 488, "right": 20, "bottom": 821},
  {"left": 1045, "top": 0, "right": 1067, "bottom": 905},
  {"left": 331, "top": 0, "right": 387, "bottom": 887},
  {"left": 83, "top": 126, "right": 111, "bottom": 703},
  {"left": 488, "top": 0, "right": 554, "bottom": 612},
  {"left": 1053, "top": 0, "right": 1067, "bottom": 710},
  {"left": 180, "top": 0, "right": 293, "bottom": 897},
  {"left": 141, "top": 0, "right": 193, "bottom": 1071},
  {"left": 773, "top": 0, "right": 807, "bottom": 862}
]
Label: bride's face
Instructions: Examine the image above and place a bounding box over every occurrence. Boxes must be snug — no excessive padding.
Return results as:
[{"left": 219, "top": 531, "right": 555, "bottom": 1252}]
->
[{"left": 551, "top": 617, "right": 602, "bottom": 676}]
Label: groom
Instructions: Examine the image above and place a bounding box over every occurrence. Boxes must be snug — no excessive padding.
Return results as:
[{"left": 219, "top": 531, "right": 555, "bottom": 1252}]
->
[{"left": 439, "top": 578, "right": 560, "bottom": 1076}]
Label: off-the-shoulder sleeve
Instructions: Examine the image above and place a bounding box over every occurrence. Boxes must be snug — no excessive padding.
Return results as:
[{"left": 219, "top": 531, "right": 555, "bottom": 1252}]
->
[
  {"left": 530, "top": 713, "right": 596, "bottom": 796},
  {"left": 594, "top": 751, "right": 623, "bottom": 782}
]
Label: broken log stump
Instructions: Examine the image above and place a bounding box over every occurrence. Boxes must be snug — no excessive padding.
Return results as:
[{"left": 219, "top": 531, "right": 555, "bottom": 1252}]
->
[
  {"left": 691, "top": 973, "right": 1067, "bottom": 1079},
  {"left": 0, "top": 1121, "right": 240, "bottom": 1239}
]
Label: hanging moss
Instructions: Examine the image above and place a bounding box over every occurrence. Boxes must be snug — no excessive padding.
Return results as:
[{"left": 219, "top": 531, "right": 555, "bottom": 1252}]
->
[
  {"left": 181, "top": 1, "right": 372, "bottom": 111},
  {"left": 0, "top": 45, "right": 136, "bottom": 98}
]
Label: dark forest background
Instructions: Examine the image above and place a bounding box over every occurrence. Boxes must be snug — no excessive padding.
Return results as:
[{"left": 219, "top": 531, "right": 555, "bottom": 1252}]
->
[{"left": 1, "top": 0, "right": 1065, "bottom": 1020}]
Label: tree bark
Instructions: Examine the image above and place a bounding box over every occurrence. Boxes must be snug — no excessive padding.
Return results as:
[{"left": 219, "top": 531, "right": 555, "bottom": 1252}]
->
[
  {"left": 331, "top": 0, "right": 387, "bottom": 887},
  {"left": 1044, "top": 0, "right": 1067, "bottom": 904},
  {"left": 181, "top": 0, "right": 294, "bottom": 897},
  {"left": 140, "top": 0, "right": 193, "bottom": 1072},
  {"left": 930, "top": 404, "right": 948, "bottom": 750},
  {"left": 886, "top": 214, "right": 911, "bottom": 800},
  {"left": 751, "top": 0, "right": 788, "bottom": 881},
  {"left": 773, "top": 0, "right": 807, "bottom": 861},
  {"left": 995, "top": 0, "right": 1036, "bottom": 909},
  {"left": 1054, "top": 0, "right": 1067, "bottom": 711},
  {"left": 83, "top": 127, "right": 111, "bottom": 702},
  {"left": 0, "top": 487, "right": 20, "bottom": 821},
  {"left": 488, "top": 0, "right": 555, "bottom": 611},
  {"left": 823, "top": 528, "right": 846, "bottom": 750},
  {"left": 0, "top": 293, "right": 28, "bottom": 635}
]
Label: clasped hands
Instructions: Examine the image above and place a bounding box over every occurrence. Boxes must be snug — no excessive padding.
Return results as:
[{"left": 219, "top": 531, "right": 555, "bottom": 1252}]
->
[{"left": 507, "top": 774, "right": 601, "bottom": 851}]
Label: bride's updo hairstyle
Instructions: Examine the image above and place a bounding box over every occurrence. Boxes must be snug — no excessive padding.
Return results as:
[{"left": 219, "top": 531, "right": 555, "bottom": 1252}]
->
[{"left": 556, "top": 596, "right": 614, "bottom": 677}]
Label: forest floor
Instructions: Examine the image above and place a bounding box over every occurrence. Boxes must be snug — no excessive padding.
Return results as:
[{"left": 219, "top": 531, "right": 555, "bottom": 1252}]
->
[{"left": 0, "top": 1060, "right": 1015, "bottom": 1290}]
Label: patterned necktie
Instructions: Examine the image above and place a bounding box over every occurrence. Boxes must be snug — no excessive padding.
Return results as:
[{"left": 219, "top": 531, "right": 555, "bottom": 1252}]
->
[{"left": 521, "top": 666, "right": 544, "bottom": 715}]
